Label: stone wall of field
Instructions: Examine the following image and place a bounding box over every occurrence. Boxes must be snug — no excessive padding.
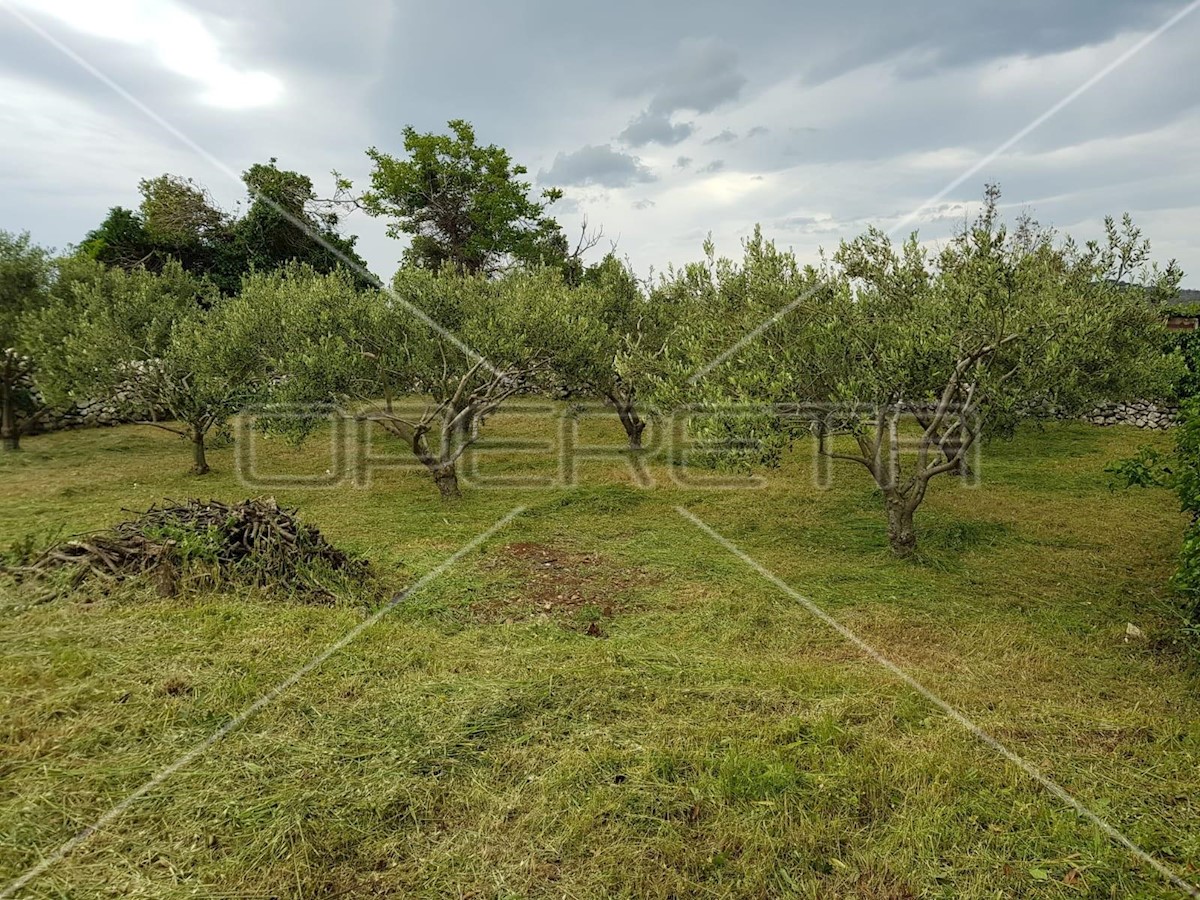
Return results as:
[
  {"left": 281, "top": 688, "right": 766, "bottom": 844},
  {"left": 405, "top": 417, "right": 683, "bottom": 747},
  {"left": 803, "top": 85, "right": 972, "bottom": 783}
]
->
[
  {"left": 1081, "top": 400, "right": 1177, "bottom": 429},
  {"left": 27, "top": 395, "right": 139, "bottom": 434},
  {"left": 10, "top": 368, "right": 143, "bottom": 436}
]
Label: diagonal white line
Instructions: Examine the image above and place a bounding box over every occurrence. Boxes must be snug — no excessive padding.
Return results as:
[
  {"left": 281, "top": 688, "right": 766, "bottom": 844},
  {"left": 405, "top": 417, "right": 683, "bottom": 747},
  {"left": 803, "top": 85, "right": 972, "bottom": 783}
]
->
[
  {"left": 675, "top": 505, "right": 1200, "bottom": 899},
  {"left": 0, "top": 506, "right": 527, "bottom": 899},
  {"left": 0, "top": 0, "right": 500, "bottom": 376},
  {"left": 688, "top": 0, "right": 1200, "bottom": 384}
]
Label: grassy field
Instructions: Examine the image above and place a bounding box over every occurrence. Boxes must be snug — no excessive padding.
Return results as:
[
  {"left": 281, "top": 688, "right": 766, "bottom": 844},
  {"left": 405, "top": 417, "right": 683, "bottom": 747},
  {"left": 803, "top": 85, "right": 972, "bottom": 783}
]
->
[{"left": 0, "top": 407, "right": 1197, "bottom": 899}]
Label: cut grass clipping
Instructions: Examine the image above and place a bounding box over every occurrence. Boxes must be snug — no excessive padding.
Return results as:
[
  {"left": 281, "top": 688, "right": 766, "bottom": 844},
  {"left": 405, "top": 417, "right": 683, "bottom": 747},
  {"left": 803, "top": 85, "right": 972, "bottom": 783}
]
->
[{"left": 4, "top": 497, "right": 371, "bottom": 602}]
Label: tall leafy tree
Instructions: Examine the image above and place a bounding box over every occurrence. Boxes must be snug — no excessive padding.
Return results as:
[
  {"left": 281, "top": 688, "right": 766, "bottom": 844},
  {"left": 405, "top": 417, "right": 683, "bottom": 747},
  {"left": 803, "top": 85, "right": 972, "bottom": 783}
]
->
[
  {"left": 341, "top": 119, "right": 569, "bottom": 275},
  {"left": 80, "top": 207, "right": 156, "bottom": 270},
  {"left": 231, "top": 158, "right": 372, "bottom": 288}
]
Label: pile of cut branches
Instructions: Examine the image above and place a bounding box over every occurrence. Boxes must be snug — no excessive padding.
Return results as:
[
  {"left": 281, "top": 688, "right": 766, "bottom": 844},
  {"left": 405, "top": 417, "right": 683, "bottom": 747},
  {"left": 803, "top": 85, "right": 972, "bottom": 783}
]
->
[{"left": 8, "top": 498, "right": 370, "bottom": 601}]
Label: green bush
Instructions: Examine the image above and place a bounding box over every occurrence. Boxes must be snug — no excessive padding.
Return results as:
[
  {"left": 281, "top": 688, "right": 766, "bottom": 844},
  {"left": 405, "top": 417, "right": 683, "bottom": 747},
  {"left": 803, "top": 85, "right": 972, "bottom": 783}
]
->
[{"left": 1171, "top": 396, "right": 1200, "bottom": 632}]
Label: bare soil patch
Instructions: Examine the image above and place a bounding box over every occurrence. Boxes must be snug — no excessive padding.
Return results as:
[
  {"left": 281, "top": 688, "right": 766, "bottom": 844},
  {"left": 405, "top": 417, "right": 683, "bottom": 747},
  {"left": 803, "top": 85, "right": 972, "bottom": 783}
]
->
[{"left": 475, "top": 541, "right": 654, "bottom": 633}]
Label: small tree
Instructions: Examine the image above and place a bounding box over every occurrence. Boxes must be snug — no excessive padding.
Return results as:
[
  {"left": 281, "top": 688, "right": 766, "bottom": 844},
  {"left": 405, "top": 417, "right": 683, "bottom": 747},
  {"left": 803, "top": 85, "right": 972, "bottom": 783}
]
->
[
  {"left": 552, "top": 254, "right": 666, "bottom": 449},
  {"left": 26, "top": 262, "right": 264, "bottom": 474},
  {"left": 0, "top": 231, "right": 52, "bottom": 450},
  {"left": 247, "top": 266, "right": 581, "bottom": 498},
  {"left": 340, "top": 119, "right": 569, "bottom": 276},
  {"left": 651, "top": 191, "right": 1179, "bottom": 556}
]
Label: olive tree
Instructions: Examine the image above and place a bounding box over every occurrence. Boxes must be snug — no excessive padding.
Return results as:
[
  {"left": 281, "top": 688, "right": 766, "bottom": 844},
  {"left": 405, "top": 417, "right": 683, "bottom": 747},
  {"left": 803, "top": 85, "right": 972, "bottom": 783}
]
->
[
  {"left": 25, "top": 262, "right": 266, "bottom": 474},
  {"left": 650, "top": 191, "right": 1179, "bottom": 556},
  {"left": 244, "top": 266, "right": 583, "bottom": 499},
  {"left": 550, "top": 254, "right": 667, "bottom": 449},
  {"left": 0, "top": 231, "right": 52, "bottom": 450}
]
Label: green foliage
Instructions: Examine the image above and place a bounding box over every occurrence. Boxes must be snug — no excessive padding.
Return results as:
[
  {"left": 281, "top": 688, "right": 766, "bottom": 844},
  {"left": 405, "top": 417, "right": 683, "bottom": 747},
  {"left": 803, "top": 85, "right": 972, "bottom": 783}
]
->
[
  {"left": 559, "top": 254, "right": 664, "bottom": 395},
  {"left": 641, "top": 189, "right": 1179, "bottom": 553},
  {"left": 0, "top": 230, "right": 52, "bottom": 350},
  {"left": 1, "top": 233, "right": 54, "bottom": 448},
  {"left": 1105, "top": 446, "right": 1171, "bottom": 490},
  {"left": 77, "top": 162, "right": 371, "bottom": 294},
  {"left": 80, "top": 207, "right": 155, "bottom": 270},
  {"left": 138, "top": 174, "right": 228, "bottom": 252},
  {"left": 24, "top": 260, "right": 212, "bottom": 409},
  {"left": 347, "top": 119, "right": 568, "bottom": 275},
  {"left": 231, "top": 158, "right": 373, "bottom": 290},
  {"left": 234, "top": 265, "right": 589, "bottom": 495},
  {"left": 243, "top": 265, "right": 585, "bottom": 423},
  {"left": 23, "top": 261, "right": 267, "bottom": 471},
  {"left": 1169, "top": 398, "right": 1200, "bottom": 631}
]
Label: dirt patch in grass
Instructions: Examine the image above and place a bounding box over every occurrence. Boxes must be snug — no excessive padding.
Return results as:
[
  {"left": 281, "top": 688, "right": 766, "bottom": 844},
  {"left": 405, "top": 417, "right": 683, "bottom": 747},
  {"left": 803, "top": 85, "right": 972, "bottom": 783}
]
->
[{"left": 475, "top": 542, "right": 653, "bottom": 633}]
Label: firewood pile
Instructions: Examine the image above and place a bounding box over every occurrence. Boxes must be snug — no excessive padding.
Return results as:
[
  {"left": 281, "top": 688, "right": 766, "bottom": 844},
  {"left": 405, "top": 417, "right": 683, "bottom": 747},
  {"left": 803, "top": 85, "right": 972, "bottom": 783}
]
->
[{"left": 10, "top": 498, "right": 369, "bottom": 600}]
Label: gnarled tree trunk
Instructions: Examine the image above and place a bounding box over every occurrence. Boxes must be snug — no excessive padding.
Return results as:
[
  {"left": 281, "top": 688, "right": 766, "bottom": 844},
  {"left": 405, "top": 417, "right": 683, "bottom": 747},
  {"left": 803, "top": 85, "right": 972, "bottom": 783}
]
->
[
  {"left": 884, "top": 494, "right": 917, "bottom": 557},
  {"left": 608, "top": 391, "right": 646, "bottom": 450},
  {"left": 431, "top": 462, "right": 461, "bottom": 500}
]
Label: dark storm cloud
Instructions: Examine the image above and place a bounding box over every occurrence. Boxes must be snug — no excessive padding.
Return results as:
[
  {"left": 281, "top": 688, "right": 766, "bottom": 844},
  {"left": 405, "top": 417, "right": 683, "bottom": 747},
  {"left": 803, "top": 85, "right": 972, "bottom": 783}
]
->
[
  {"left": 782, "top": 0, "right": 1182, "bottom": 83},
  {"left": 619, "top": 38, "right": 747, "bottom": 146},
  {"left": 619, "top": 113, "right": 694, "bottom": 147},
  {"left": 539, "top": 144, "right": 656, "bottom": 188},
  {"left": 633, "top": 38, "right": 747, "bottom": 116}
]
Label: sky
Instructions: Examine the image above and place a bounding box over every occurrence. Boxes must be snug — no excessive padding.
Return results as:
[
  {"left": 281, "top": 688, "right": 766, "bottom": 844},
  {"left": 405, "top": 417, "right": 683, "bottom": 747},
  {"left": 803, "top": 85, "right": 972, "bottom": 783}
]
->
[{"left": 1, "top": 0, "right": 1199, "bottom": 285}]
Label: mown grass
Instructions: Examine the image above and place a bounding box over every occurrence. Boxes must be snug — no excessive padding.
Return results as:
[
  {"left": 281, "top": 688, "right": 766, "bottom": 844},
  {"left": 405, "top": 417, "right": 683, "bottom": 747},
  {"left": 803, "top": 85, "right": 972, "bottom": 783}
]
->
[{"left": 0, "top": 407, "right": 1197, "bottom": 898}]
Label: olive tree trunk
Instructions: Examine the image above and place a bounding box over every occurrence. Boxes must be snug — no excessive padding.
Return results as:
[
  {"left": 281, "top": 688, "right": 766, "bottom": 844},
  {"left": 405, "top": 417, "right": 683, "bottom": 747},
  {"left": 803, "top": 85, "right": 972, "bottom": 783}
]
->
[
  {"left": 607, "top": 391, "right": 646, "bottom": 450},
  {"left": 884, "top": 494, "right": 917, "bottom": 557},
  {"left": 617, "top": 404, "right": 646, "bottom": 450},
  {"left": 1, "top": 365, "right": 20, "bottom": 452},
  {"left": 191, "top": 427, "right": 209, "bottom": 475},
  {"left": 1, "top": 395, "right": 17, "bottom": 452},
  {"left": 430, "top": 463, "right": 461, "bottom": 500}
]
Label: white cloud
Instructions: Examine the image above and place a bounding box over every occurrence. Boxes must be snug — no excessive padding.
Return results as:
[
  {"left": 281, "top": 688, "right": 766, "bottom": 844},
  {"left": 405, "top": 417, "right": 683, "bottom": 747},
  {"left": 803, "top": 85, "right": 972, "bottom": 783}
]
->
[{"left": 9, "top": 0, "right": 283, "bottom": 108}]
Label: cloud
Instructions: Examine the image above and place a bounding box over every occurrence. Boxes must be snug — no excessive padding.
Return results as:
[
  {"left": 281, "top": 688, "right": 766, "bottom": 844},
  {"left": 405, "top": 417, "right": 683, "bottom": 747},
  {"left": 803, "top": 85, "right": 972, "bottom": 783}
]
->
[
  {"left": 619, "top": 38, "right": 747, "bottom": 146},
  {"left": 697, "top": 160, "right": 726, "bottom": 174},
  {"left": 640, "top": 38, "right": 747, "bottom": 116},
  {"left": 7, "top": 0, "right": 283, "bottom": 108},
  {"left": 633, "top": 198, "right": 656, "bottom": 210},
  {"left": 2, "top": 0, "right": 1199, "bottom": 286},
  {"left": 704, "top": 129, "right": 738, "bottom": 145},
  {"left": 539, "top": 144, "right": 656, "bottom": 188},
  {"left": 620, "top": 112, "right": 694, "bottom": 147}
]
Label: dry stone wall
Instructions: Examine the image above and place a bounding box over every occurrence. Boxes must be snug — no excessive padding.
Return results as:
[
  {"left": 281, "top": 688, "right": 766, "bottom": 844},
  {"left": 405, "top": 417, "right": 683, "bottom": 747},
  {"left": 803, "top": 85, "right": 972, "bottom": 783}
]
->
[{"left": 1081, "top": 400, "right": 1176, "bottom": 429}]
